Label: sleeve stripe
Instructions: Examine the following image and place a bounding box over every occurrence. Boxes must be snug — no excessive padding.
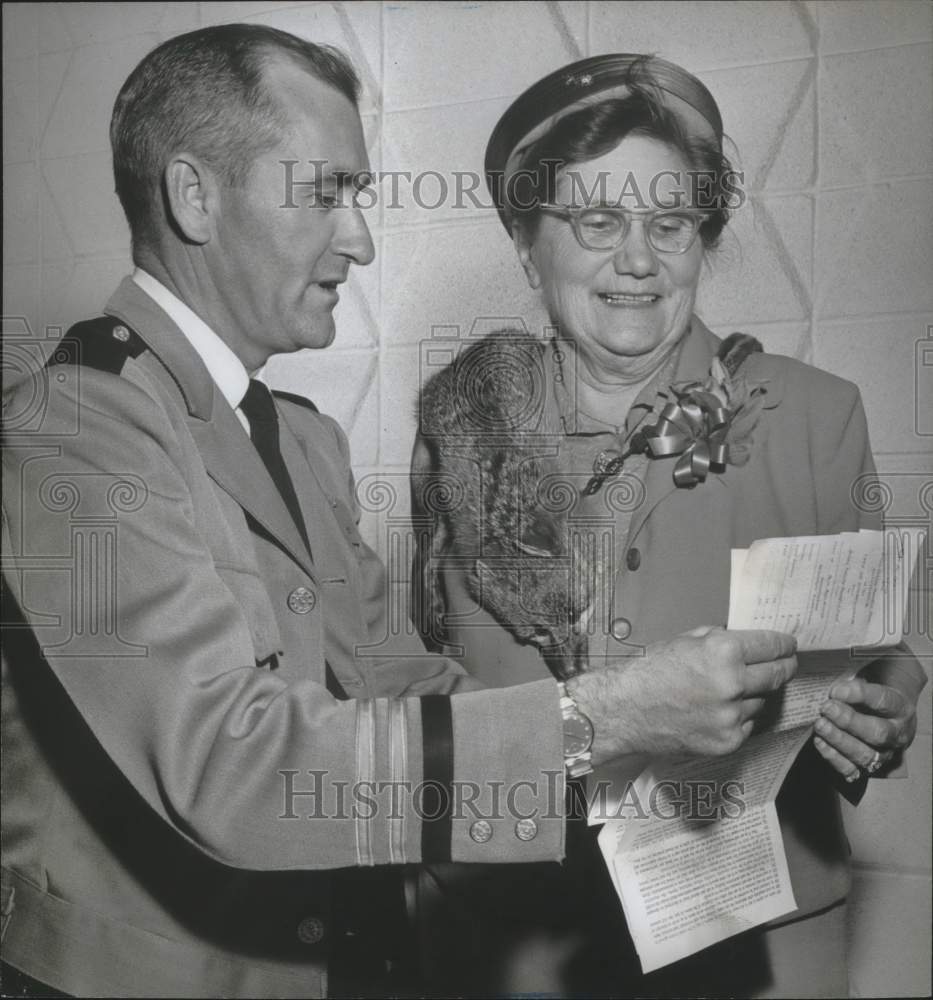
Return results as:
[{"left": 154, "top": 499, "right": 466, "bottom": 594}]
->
[
  {"left": 420, "top": 695, "right": 453, "bottom": 862},
  {"left": 355, "top": 699, "right": 376, "bottom": 866},
  {"left": 388, "top": 698, "right": 407, "bottom": 865}
]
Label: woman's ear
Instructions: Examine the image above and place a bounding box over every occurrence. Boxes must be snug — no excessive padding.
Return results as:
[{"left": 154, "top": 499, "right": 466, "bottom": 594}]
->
[
  {"left": 512, "top": 221, "right": 542, "bottom": 290},
  {"left": 163, "top": 153, "right": 217, "bottom": 245}
]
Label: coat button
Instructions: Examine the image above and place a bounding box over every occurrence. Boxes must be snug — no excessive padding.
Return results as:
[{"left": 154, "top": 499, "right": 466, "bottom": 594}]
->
[
  {"left": 469, "top": 820, "right": 493, "bottom": 844},
  {"left": 610, "top": 617, "right": 632, "bottom": 641},
  {"left": 112, "top": 325, "right": 130, "bottom": 342},
  {"left": 296, "top": 916, "right": 326, "bottom": 945},
  {"left": 287, "top": 586, "right": 316, "bottom": 614},
  {"left": 515, "top": 818, "right": 538, "bottom": 841},
  {"left": 626, "top": 547, "right": 641, "bottom": 571}
]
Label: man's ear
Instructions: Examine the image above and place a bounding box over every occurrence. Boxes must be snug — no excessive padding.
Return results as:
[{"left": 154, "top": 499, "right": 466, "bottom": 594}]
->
[
  {"left": 511, "top": 221, "right": 541, "bottom": 290},
  {"left": 163, "top": 153, "right": 217, "bottom": 245}
]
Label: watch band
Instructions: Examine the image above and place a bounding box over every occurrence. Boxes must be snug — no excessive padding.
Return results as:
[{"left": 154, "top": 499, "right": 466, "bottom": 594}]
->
[
  {"left": 565, "top": 753, "right": 594, "bottom": 779},
  {"left": 558, "top": 681, "right": 594, "bottom": 779}
]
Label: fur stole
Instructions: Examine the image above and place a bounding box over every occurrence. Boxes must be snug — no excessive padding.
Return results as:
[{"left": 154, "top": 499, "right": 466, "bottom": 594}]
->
[{"left": 418, "top": 329, "right": 595, "bottom": 679}]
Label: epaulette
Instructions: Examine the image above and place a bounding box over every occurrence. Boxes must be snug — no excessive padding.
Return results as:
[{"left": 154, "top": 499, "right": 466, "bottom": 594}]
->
[
  {"left": 271, "top": 389, "right": 318, "bottom": 413},
  {"left": 48, "top": 316, "right": 148, "bottom": 376}
]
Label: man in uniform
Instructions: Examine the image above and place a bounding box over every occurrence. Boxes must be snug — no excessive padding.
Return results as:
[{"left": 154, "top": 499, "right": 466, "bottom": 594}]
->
[{"left": 1, "top": 23, "right": 797, "bottom": 997}]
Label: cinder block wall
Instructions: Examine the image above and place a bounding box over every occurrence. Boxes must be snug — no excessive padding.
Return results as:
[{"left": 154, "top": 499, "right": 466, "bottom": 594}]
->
[{"left": 3, "top": 3, "right": 930, "bottom": 995}]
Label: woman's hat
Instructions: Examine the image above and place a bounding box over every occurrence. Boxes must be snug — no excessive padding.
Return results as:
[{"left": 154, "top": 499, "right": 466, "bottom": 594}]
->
[{"left": 484, "top": 54, "right": 723, "bottom": 229}]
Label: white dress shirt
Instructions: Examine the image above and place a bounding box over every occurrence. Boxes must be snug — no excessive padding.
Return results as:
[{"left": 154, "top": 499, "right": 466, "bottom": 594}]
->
[{"left": 131, "top": 268, "right": 257, "bottom": 432}]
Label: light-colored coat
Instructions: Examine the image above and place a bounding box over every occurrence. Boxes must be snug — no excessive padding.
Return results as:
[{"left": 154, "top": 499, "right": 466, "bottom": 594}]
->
[{"left": 1, "top": 278, "right": 564, "bottom": 997}]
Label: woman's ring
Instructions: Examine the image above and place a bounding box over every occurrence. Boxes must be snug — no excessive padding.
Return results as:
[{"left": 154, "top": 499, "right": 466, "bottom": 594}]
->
[{"left": 866, "top": 751, "right": 884, "bottom": 775}]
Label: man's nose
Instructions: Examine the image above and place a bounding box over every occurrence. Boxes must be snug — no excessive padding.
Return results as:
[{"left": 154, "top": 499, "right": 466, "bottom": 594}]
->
[
  {"left": 612, "top": 218, "right": 660, "bottom": 278},
  {"left": 335, "top": 206, "right": 375, "bottom": 266}
]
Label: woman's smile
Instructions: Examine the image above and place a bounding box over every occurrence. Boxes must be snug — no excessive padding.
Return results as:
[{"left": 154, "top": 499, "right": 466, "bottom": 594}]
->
[{"left": 596, "top": 290, "right": 662, "bottom": 306}]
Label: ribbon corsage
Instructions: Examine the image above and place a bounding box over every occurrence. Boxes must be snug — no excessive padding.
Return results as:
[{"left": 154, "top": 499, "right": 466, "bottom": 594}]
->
[{"left": 583, "top": 342, "right": 770, "bottom": 496}]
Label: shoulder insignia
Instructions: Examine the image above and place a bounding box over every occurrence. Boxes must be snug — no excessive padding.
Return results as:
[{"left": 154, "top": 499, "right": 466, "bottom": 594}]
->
[
  {"left": 271, "top": 389, "right": 319, "bottom": 413},
  {"left": 49, "top": 316, "right": 147, "bottom": 376}
]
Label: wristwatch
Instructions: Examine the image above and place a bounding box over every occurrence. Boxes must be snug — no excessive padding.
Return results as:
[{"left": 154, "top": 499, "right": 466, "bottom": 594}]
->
[{"left": 557, "top": 681, "right": 594, "bottom": 778}]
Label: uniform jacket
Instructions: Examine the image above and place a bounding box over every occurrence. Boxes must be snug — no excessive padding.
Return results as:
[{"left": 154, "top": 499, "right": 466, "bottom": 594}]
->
[
  {"left": 0, "top": 278, "right": 565, "bottom": 997},
  {"left": 412, "top": 318, "right": 926, "bottom": 931}
]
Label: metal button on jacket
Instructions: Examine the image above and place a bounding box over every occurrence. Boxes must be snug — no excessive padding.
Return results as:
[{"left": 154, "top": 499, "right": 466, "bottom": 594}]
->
[
  {"left": 469, "top": 820, "right": 493, "bottom": 844},
  {"left": 625, "top": 547, "right": 641, "bottom": 571},
  {"left": 296, "top": 916, "right": 326, "bottom": 945},
  {"left": 610, "top": 617, "right": 632, "bottom": 641},
  {"left": 287, "top": 586, "right": 316, "bottom": 614},
  {"left": 515, "top": 818, "right": 538, "bottom": 841}
]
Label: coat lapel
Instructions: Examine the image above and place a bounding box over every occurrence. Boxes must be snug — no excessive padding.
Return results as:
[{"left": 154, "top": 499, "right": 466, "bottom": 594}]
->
[
  {"left": 188, "top": 410, "right": 316, "bottom": 579},
  {"left": 104, "top": 278, "right": 315, "bottom": 580},
  {"left": 625, "top": 317, "right": 787, "bottom": 548}
]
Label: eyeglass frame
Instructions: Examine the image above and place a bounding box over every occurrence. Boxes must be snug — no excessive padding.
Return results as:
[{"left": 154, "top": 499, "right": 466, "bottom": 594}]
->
[{"left": 536, "top": 202, "right": 710, "bottom": 255}]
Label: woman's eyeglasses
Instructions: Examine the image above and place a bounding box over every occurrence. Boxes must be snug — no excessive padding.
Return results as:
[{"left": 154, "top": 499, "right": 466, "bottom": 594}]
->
[{"left": 537, "top": 203, "right": 709, "bottom": 254}]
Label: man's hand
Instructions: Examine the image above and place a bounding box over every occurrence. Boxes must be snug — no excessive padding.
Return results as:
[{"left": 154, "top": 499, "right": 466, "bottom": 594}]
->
[
  {"left": 568, "top": 627, "right": 797, "bottom": 764},
  {"left": 813, "top": 678, "right": 919, "bottom": 781}
]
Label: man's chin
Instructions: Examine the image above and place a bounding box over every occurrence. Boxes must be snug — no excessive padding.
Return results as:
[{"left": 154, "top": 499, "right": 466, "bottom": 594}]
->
[
  {"left": 315, "top": 324, "right": 337, "bottom": 350},
  {"left": 297, "top": 319, "right": 337, "bottom": 351}
]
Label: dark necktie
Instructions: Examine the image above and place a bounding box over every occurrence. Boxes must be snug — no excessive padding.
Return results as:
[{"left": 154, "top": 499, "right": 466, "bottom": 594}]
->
[
  {"left": 239, "top": 379, "right": 347, "bottom": 699},
  {"left": 240, "top": 380, "right": 312, "bottom": 556}
]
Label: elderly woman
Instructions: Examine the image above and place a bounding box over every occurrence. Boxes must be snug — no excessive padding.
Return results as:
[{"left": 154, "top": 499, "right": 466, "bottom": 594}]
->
[{"left": 411, "top": 55, "right": 926, "bottom": 997}]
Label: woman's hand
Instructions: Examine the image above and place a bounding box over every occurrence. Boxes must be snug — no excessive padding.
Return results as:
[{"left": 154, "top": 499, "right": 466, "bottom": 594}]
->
[{"left": 813, "top": 677, "right": 919, "bottom": 782}]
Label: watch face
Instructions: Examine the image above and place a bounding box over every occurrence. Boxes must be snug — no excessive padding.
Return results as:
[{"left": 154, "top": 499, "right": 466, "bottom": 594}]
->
[{"left": 563, "top": 711, "right": 594, "bottom": 757}]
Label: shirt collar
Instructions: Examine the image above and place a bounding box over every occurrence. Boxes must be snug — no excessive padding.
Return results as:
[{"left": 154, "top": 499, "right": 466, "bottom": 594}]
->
[{"left": 131, "top": 268, "right": 252, "bottom": 411}]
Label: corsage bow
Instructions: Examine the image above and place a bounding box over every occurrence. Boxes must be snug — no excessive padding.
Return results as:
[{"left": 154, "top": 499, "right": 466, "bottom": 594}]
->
[{"left": 583, "top": 334, "right": 770, "bottom": 495}]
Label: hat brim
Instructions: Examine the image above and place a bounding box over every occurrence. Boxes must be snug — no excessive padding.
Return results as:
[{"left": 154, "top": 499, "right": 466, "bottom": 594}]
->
[{"left": 485, "top": 54, "right": 723, "bottom": 230}]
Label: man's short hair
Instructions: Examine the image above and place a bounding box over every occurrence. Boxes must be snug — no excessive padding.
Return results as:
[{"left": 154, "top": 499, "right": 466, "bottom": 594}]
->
[{"left": 110, "top": 23, "right": 361, "bottom": 253}]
